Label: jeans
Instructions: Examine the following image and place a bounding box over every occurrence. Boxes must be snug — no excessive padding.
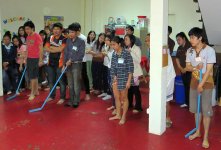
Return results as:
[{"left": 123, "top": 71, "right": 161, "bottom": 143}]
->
[
  {"left": 3, "top": 66, "right": 17, "bottom": 92},
  {"left": 66, "top": 63, "right": 82, "bottom": 105},
  {"left": 47, "top": 65, "right": 66, "bottom": 99},
  {"left": 86, "top": 61, "right": 93, "bottom": 89}
]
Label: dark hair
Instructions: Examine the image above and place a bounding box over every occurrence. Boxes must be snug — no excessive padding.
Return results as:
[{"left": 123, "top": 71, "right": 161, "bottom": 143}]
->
[
  {"left": 62, "top": 28, "right": 68, "bottom": 34},
  {"left": 105, "top": 35, "right": 113, "bottom": 41},
  {"left": 168, "top": 26, "right": 172, "bottom": 34},
  {"left": 87, "top": 30, "right": 96, "bottom": 44},
  {"left": 126, "top": 25, "right": 134, "bottom": 32},
  {"left": 39, "top": 30, "right": 47, "bottom": 46},
  {"left": 74, "top": 22, "right": 81, "bottom": 30},
  {"left": 112, "top": 36, "right": 125, "bottom": 47},
  {"left": 95, "top": 33, "right": 105, "bottom": 52},
  {"left": 68, "top": 22, "right": 81, "bottom": 32},
  {"left": 176, "top": 32, "right": 189, "bottom": 43},
  {"left": 4, "top": 31, "right": 12, "bottom": 39},
  {"left": 18, "top": 26, "right": 27, "bottom": 38},
  {"left": 52, "top": 22, "right": 63, "bottom": 29},
  {"left": 24, "top": 21, "right": 35, "bottom": 29},
  {"left": 124, "top": 34, "right": 136, "bottom": 48},
  {"left": 147, "top": 33, "right": 150, "bottom": 36},
  {"left": 12, "top": 35, "right": 23, "bottom": 48},
  {"left": 188, "top": 27, "right": 205, "bottom": 43}
]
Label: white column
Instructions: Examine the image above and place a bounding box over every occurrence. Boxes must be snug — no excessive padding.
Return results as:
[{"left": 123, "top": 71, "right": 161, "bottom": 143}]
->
[
  {"left": 149, "top": 0, "right": 168, "bottom": 135},
  {"left": 0, "top": 9, "right": 3, "bottom": 96}
]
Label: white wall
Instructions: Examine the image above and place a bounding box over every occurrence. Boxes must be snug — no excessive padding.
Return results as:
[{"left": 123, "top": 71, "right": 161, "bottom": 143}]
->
[
  {"left": 0, "top": 0, "right": 83, "bottom": 34},
  {"left": 84, "top": 0, "right": 202, "bottom": 51},
  {"left": 0, "top": 0, "right": 202, "bottom": 46},
  {"left": 198, "top": 0, "right": 221, "bottom": 45},
  {"left": 169, "top": 0, "right": 202, "bottom": 50}
]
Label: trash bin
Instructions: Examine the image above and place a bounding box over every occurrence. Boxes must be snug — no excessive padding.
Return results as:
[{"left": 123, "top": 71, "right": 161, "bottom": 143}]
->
[{"left": 175, "top": 76, "right": 185, "bottom": 104}]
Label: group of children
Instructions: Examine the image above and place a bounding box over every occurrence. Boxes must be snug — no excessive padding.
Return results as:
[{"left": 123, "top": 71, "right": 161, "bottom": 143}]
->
[
  {"left": 2, "top": 21, "right": 216, "bottom": 148},
  {"left": 2, "top": 22, "right": 145, "bottom": 124}
]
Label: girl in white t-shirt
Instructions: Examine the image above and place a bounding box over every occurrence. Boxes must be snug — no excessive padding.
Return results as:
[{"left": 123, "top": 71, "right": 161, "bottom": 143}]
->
[
  {"left": 124, "top": 34, "right": 143, "bottom": 113},
  {"left": 99, "top": 35, "right": 114, "bottom": 101},
  {"left": 85, "top": 31, "right": 96, "bottom": 89}
]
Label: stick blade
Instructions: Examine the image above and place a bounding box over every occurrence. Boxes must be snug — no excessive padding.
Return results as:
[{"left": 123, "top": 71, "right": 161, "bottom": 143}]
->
[
  {"left": 6, "top": 94, "right": 17, "bottom": 101},
  {"left": 29, "top": 108, "right": 42, "bottom": 113}
]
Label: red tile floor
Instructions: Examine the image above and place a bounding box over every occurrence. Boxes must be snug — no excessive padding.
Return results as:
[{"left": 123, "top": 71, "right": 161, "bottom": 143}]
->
[{"left": 0, "top": 83, "right": 221, "bottom": 150}]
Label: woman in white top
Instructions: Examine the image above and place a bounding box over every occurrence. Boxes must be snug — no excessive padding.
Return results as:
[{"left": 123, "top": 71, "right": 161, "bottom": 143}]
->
[
  {"left": 85, "top": 31, "right": 96, "bottom": 89},
  {"left": 87, "top": 33, "right": 105, "bottom": 95},
  {"left": 124, "top": 34, "right": 143, "bottom": 113},
  {"left": 98, "top": 35, "right": 114, "bottom": 101}
]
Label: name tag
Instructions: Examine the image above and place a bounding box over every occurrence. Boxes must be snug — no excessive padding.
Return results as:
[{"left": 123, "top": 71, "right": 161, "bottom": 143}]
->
[
  {"left": 72, "top": 46, "right": 77, "bottom": 51},
  {"left": 195, "top": 57, "right": 202, "bottom": 62},
  {"left": 118, "top": 58, "right": 124, "bottom": 64},
  {"left": 59, "top": 40, "right": 62, "bottom": 45}
]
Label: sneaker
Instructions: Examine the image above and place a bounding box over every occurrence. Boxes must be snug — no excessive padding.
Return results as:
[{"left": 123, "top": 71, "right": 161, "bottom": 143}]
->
[
  {"left": 180, "top": 104, "right": 188, "bottom": 108},
  {"left": 132, "top": 109, "right": 139, "bottom": 114},
  {"left": 41, "top": 80, "right": 48, "bottom": 85},
  {"left": 7, "top": 91, "right": 12, "bottom": 95},
  {"left": 47, "top": 97, "right": 54, "bottom": 102},
  {"left": 102, "top": 95, "right": 112, "bottom": 100},
  {"left": 98, "top": 93, "right": 107, "bottom": 98},
  {"left": 57, "top": 99, "right": 65, "bottom": 105}
]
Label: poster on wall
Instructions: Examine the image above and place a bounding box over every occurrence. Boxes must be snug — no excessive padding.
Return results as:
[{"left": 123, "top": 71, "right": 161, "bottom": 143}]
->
[
  {"left": 2, "top": 16, "right": 30, "bottom": 35},
  {"left": 44, "top": 16, "right": 64, "bottom": 29}
]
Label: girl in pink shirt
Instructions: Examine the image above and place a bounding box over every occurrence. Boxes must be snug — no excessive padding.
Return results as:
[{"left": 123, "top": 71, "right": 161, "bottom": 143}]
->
[{"left": 12, "top": 35, "right": 27, "bottom": 91}]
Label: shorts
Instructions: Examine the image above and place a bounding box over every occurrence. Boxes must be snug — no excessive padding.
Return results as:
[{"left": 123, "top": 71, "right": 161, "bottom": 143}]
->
[
  {"left": 189, "top": 89, "right": 213, "bottom": 117},
  {"left": 27, "top": 58, "right": 39, "bottom": 79},
  {"left": 167, "top": 79, "right": 175, "bottom": 102}
]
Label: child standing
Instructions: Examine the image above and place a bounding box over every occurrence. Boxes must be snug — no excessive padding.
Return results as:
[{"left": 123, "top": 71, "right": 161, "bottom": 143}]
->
[
  {"left": 109, "top": 36, "right": 134, "bottom": 125},
  {"left": 24, "top": 21, "right": 43, "bottom": 100},
  {"left": 124, "top": 34, "right": 143, "bottom": 113},
  {"left": 85, "top": 31, "right": 96, "bottom": 90},
  {"left": 100, "top": 35, "right": 113, "bottom": 100},
  {"left": 44, "top": 23, "right": 67, "bottom": 104},
  {"left": 12, "top": 35, "right": 27, "bottom": 91},
  {"left": 64, "top": 23, "right": 85, "bottom": 108}
]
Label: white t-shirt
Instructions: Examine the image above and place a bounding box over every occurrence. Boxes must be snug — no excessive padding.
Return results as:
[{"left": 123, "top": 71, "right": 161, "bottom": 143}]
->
[
  {"left": 85, "top": 41, "right": 95, "bottom": 61},
  {"left": 103, "top": 45, "right": 114, "bottom": 68},
  {"left": 78, "top": 33, "right": 87, "bottom": 62},
  {"left": 186, "top": 45, "right": 216, "bottom": 74},
  {"left": 103, "top": 44, "right": 109, "bottom": 67}
]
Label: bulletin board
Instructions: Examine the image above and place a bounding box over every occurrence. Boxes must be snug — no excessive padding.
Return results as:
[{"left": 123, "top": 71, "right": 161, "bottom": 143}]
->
[{"left": 44, "top": 16, "right": 64, "bottom": 28}]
